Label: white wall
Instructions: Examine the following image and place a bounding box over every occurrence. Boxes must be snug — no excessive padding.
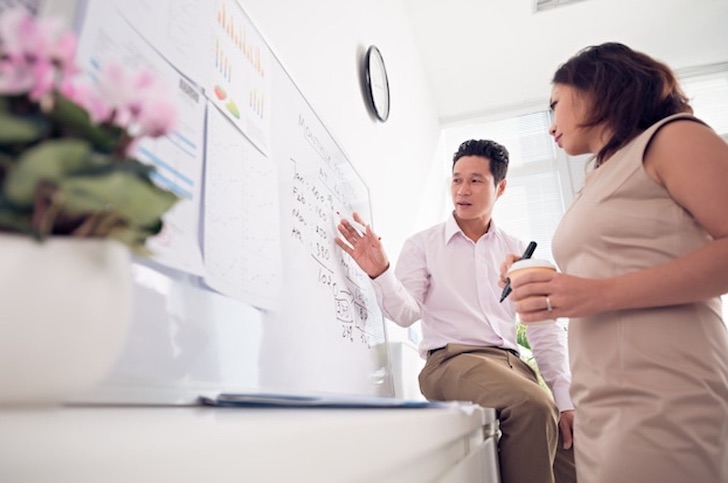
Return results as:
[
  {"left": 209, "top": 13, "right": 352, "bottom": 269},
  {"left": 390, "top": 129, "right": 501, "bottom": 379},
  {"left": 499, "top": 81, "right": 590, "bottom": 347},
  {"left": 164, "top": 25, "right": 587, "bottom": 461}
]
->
[
  {"left": 241, "top": 1, "right": 444, "bottom": 349},
  {"left": 242, "top": 0, "right": 442, "bottom": 257}
]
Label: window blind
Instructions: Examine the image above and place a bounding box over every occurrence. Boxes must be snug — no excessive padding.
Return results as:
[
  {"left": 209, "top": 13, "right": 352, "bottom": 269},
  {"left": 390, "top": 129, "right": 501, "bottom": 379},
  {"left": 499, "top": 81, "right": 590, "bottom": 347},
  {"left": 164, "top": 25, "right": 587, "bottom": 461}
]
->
[{"left": 681, "top": 70, "right": 728, "bottom": 136}]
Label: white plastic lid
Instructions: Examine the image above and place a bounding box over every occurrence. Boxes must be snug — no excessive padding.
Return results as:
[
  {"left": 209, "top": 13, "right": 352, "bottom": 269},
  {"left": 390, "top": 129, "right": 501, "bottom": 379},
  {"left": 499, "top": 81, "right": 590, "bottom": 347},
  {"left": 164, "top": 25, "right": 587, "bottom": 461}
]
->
[{"left": 508, "top": 258, "right": 556, "bottom": 274}]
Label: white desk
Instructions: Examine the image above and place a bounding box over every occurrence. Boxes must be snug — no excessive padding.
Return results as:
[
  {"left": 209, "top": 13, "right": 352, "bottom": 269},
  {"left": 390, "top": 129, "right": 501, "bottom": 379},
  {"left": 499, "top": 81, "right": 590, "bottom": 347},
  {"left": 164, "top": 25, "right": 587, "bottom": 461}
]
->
[{"left": 0, "top": 405, "right": 499, "bottom": 483}]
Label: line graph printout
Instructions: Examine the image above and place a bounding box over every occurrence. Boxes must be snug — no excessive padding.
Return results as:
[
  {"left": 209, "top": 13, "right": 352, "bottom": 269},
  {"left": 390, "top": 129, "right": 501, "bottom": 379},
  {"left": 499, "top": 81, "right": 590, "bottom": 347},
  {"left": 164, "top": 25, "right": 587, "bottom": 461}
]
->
[
  {"left": 75, "top": 1, "right": 206, "bottom": 275},
  {"left": 110, "top": 0, "right": 214, "bottom": 88},
  {"left": 203, "top": 104, "right": 282, "bottom": 309},
  {"left": 207, "top": 0, "right": 272, "bottom": 155}
]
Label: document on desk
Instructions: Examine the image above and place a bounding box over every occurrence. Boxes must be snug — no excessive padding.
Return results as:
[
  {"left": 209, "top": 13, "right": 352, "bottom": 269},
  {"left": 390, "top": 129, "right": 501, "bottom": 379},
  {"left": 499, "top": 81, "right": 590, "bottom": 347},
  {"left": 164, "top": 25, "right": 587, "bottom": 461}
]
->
[{"left": 198, "top": 393, "right": 476, "bottom": 410}]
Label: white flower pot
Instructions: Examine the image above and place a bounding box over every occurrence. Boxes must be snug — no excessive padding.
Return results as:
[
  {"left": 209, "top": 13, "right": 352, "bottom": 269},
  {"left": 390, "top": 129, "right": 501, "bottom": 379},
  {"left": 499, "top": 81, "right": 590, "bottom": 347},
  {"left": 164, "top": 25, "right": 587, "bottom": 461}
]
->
[{"left": 0, "top": 234, "right": 132, "bottom": 406}]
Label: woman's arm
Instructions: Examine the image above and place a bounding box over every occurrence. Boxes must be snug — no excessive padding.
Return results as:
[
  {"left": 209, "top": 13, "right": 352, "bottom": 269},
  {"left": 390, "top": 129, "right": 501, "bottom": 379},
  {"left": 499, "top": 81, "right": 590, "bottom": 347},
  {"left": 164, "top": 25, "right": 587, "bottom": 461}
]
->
[{"left": 513, "top": 120, "right": 728, "bottom": 321}]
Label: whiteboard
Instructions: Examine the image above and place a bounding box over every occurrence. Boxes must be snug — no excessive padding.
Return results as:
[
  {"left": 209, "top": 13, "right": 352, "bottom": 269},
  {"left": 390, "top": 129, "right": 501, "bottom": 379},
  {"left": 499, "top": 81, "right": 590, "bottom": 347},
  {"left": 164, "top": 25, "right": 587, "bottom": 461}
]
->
[{"left": 69, "top": 0, "right": 393, "bottom": 404}]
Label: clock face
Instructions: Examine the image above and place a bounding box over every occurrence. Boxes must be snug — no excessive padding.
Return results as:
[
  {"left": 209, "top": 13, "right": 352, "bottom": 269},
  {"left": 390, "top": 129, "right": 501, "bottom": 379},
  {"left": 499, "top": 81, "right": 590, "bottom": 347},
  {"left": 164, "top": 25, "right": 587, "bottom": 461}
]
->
[{"left": 365, "top": 46, "right": 390, "bottom": 122}]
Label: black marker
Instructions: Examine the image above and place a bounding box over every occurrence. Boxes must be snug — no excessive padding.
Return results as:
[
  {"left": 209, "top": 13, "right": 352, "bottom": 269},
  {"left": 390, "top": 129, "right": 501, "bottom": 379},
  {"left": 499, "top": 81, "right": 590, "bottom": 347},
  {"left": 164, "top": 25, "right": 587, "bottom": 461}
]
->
[{"left": 499, "top": 241, "right": 537, "bottom": 303}]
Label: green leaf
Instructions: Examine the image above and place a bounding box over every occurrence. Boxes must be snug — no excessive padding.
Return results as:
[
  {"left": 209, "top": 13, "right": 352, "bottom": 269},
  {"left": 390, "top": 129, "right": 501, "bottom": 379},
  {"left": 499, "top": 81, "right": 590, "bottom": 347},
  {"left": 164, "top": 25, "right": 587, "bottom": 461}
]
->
[
  {"left": 0, "top": 193, "right": 33, "bottom": 234},
  {"left": 48, "top": 94, "right": 123, "bottom": 152},
  {"left": 0, "top": 93, "right": 179, "bottom": 256},
  {"left": 0, "top": 209, "right": 34, "bottom": 234},
  {"left": 2, "top": 139, "right": 92, "bottom": 206},
  {"left": 108, "top": 224, "right": 160, "bottom": 256},
  {"left": 73, "top": 155, "right": 156, "bottom": 178},
  {"left": 58, "top": 171, "right": 179, "bottom": 227},
  {"left": 516, "top": 322, "right": 531, "bottom": 350},
  {"left": 0, "top": 111, "right": 46, "bottom": 144}
]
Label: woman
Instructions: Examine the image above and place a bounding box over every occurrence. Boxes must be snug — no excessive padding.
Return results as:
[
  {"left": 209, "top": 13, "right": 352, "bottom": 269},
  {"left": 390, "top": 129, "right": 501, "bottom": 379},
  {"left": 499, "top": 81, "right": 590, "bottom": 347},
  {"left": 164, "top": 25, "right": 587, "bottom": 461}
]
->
[{"left": 507, "top": 42, "right": 728, "bottom": 482}]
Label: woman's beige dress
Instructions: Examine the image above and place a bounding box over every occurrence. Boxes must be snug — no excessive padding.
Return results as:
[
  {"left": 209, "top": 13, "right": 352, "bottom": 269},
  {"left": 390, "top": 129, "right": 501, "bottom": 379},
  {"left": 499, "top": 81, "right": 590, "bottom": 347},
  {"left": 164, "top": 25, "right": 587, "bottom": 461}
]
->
[{"left": 553, "top": 113, "right": 728, "bottom": 483}]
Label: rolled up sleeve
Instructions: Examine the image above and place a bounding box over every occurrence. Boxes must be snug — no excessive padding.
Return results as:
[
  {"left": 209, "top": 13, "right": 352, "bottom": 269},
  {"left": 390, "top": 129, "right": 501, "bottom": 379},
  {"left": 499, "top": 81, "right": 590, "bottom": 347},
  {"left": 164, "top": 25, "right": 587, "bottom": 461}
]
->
[{"left": 526, "top": 322, "right": 573, "bottom": 411}]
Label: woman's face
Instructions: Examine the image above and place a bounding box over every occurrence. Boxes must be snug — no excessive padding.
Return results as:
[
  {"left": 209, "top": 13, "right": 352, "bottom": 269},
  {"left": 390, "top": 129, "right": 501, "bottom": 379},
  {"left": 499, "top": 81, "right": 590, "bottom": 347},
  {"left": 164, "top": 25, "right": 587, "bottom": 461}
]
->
[{"left": 549, "top": 83, "right": 602, "bottom": 156}]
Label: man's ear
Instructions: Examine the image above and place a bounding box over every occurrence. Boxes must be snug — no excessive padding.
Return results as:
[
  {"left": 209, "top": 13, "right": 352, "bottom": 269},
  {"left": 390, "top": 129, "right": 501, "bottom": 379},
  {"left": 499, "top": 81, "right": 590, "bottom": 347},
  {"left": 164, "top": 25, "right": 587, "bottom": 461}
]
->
[{"left": 496, "top": 179, "right": 507, "bottom": 197}]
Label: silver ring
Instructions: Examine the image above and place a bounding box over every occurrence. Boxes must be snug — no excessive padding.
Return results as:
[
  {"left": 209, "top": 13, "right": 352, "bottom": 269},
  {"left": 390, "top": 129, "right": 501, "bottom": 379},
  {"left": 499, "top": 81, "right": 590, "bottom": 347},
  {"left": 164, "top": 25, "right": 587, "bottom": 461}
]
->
[{"left": 545, "top": 296, "right": 553, "bottom": 312}]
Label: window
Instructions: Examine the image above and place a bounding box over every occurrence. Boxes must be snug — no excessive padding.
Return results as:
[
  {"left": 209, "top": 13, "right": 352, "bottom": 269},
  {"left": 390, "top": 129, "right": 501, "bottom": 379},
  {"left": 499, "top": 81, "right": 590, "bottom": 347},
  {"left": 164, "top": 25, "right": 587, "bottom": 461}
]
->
[{"left": 679, "top": 64, "right": 728, "bottom": 136}]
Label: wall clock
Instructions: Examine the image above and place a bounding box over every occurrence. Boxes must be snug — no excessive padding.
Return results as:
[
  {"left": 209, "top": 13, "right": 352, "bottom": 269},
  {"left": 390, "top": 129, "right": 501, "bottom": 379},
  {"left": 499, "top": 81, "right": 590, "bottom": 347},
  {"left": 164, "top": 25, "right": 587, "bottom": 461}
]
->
[{"left": 364, "top": 45, "right": 390, "bottom": 122}]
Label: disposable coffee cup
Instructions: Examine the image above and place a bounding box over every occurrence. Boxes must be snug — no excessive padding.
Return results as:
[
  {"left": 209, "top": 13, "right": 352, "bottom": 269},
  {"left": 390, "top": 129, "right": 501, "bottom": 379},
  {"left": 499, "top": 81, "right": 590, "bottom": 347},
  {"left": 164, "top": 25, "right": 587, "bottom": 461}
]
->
[{"left": 507, "top": 258, "right": 557, "bottom": 325}]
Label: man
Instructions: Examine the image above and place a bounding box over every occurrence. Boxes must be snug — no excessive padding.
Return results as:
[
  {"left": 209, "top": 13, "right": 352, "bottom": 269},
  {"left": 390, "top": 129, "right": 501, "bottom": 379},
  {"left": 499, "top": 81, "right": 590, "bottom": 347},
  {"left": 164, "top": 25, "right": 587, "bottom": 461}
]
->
[{"left": 336, "top": 139, "right": 576, "bottom": 483}]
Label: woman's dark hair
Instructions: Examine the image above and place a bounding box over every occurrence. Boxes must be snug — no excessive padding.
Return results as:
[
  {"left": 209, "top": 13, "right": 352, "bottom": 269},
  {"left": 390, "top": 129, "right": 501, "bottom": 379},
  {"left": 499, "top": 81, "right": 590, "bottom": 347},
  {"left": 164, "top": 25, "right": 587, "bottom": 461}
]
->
[
  {"left": 452, "top": 139, "right": 509, "bottom": 184},
  {"left": 552, "top": 42, "right": 692, "bottom": 165}
]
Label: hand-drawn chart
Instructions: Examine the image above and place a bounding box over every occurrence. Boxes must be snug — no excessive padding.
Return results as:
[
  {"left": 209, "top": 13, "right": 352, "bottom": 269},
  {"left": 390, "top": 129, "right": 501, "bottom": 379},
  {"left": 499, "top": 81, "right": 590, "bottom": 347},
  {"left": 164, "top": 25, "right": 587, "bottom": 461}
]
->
[{"left": 203, "top": 105, "right": 281, "bottom": 309}]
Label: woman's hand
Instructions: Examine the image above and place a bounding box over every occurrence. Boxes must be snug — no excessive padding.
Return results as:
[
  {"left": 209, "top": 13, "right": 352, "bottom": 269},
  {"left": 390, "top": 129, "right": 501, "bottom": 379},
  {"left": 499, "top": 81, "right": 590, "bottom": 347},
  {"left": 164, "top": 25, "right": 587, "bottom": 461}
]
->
[
  {"left": 509, "top": 270, "right": 608, "bottom": 322},
  {"left": 334, "top": 212, "right": 390, "bottom": 278}
]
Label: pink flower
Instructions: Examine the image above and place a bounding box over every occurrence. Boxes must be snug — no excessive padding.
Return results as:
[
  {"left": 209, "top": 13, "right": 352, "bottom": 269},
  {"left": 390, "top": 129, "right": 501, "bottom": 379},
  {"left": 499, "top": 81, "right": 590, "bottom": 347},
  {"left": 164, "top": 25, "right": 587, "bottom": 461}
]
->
[
  {"left": 138, "top": 97, "right": 178, "bottom": 138},
  {"left": 52, "top": 32, "right": 78, "bottom": 76},
  {"left": 95, "top": 62, "right": 177, "bottom": 141},
  {"left": 96, "top": 63, "right": 151, "bottom": 126},
  {"left": 1, "top": 8, "right": 177, "bottom": 153},
  {"left": 59, "top": 77, "right": 111, "bottom": 123},
  {"left": 135, "top": 83, "right": 178, "bottom": 138},
  {"left": 0, "top": 7, "right": 33, "bottom": 56},
  {"left": 0, "top": 56, "right": 34, "bottom": 93},
  {"left": 0, "top": 7, "right": 78, "bottom": 97}
]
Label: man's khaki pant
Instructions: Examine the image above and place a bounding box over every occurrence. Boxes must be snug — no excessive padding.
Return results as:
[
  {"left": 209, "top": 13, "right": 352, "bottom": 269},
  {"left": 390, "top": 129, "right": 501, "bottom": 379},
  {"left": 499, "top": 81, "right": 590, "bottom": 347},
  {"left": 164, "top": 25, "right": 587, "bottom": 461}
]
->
[{"left": 419, "top": 344, "right": 576, "bottom": 483}]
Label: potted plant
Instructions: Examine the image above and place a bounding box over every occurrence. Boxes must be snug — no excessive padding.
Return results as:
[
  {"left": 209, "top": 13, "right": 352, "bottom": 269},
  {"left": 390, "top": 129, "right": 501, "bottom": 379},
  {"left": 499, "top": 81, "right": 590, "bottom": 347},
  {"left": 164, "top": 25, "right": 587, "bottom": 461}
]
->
[{"left": 0, "top": 8, "right": 181, "bottom": 405}]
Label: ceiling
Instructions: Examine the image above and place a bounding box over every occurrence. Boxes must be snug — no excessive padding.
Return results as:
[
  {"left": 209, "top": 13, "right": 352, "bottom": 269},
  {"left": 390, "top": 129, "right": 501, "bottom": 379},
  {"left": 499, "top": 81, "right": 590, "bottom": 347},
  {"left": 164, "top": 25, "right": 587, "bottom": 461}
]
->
[{"left": 404, "top": 0, "right": 728, "bottom": 125}]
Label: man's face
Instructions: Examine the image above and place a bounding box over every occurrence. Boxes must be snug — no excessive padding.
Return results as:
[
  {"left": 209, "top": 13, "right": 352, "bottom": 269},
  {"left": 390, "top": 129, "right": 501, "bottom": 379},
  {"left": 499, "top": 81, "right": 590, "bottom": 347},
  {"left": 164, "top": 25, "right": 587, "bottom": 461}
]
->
[{"left": 450, "top": 155, "right": 505, "bottom": 223}]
